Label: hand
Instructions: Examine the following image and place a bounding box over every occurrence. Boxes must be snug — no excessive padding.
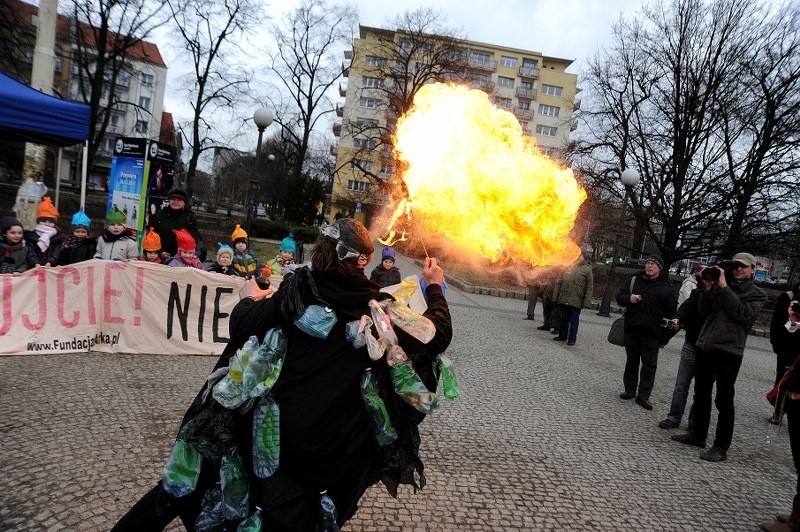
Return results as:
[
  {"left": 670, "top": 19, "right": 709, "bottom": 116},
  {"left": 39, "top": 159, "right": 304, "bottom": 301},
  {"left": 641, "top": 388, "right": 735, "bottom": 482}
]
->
[
  {"left": 630, "top": 294, "right": 642, "bottom": 304},
  {"left": 239, "top": 277, "right": 272, "bottom": 301},
  {"left": 672, "top": 319, "right": 680, "bottom": 331},
  {"left": 159, "top": 252, "right": 171, "bottom": 262},
  {"left": 422, "top": 257, "right": 444, "bottom": 287},
  {"left": 715, "top": 268, "right": 728, "bottom": 288}
]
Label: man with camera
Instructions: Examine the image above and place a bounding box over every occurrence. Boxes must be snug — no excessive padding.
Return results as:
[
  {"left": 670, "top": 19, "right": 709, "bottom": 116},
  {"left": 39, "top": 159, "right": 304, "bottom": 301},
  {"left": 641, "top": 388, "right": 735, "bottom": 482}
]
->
[{"left": 672, "top": 252, "right": 767, "bottom": 462}]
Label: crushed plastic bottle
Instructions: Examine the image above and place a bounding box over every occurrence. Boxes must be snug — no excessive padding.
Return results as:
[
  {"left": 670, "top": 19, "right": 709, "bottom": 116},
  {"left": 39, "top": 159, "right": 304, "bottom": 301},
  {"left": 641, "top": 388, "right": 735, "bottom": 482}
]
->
[
  {"left": 194, "top": 484, "right": 225, "bottom": 532},
  {"left": 162, "top": 426, "right": 202, "bottom": 497},
  {"left": 260, "top": 327, "right": 287, "bottom": 391},
  {"left": 319, "top": 490, "right": 339, "bottom": 532},
  {"left": 236, "top": 506, "right": 263, "bottom": 532},
  {"left": 229, "top": 337, "right": 257, "bottom": 383},
  {"left": 360, "top": 369, "right": 397, "bottom": 446},
  {"left": 388, "top": 303, "right": 435, "bottom": 343},
  {"left": 220, "top": 448, "right": 249, "bottom": 520},
  {"left": 252, "top": 395, "right": 280, "bottom": 478},
  {"left": 369, "top": 300, "right": 399, "bottom": 346},
  {"left": 437, "top": 354, "right": 460, "bottom": 400},
  {"left": 294, "top": 305, "right": 338, "bottom": 339},
  {"left": 212, "top": 373, "right": 247, "bottom": 409},
  {"left": 387, "top": 346, "right": 438, "bottom": 414},
  {"left": 242, "top": 327, "right": 286, "bottom": 398},
  {"left": 345, "top": 315, "right": 374, "bottom": 349}
]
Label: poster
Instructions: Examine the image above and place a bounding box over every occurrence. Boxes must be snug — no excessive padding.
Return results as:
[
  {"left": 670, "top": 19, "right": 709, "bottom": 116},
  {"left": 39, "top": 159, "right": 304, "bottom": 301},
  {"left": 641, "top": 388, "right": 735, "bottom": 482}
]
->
[
  {"left": 109, "top": 138, "right": 148, "bottom": 244},
  {"left": 145, "top": 140, "right": 176, "bottom": 229}
]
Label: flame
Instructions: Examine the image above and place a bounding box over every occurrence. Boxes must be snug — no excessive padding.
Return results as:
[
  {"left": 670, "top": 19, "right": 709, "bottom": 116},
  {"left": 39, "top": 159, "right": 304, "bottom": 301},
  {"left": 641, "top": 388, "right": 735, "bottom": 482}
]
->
[{"left": 379, "top": 83, "right": 586, "bottom": 266}]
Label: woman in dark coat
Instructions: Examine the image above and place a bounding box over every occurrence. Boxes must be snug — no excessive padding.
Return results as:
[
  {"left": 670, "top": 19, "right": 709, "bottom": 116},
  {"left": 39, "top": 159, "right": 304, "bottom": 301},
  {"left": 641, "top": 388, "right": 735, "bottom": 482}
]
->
[
  {"left": 112, "top": 218, "right": 452, "bottom": 531},
  {"left": 150, "top": 188, "right": 206, "bottom": 262}
]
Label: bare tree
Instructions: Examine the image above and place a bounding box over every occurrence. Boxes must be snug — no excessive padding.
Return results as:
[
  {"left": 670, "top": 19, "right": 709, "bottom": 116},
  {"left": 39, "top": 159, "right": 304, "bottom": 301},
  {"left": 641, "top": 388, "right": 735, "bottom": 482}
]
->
[
  {"left": 572, "top": 0, "right": 800, "bottom": 267},
  {"left": 70, "top": 0, "right": 166, "bottom": 173},
  {"left": 166, "top": 0, "right": 259, "bottom": 196}
]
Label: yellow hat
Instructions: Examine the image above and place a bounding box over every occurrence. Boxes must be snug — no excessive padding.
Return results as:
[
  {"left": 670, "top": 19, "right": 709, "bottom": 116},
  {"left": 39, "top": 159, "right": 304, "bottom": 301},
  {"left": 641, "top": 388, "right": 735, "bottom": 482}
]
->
[
  {"left": 36, "top": 196, "right": 59, "bottom": 221},
  {"left": 231, "top": 224, "right": 248, "bottom": 242},
  {"left": 142, "top": 227, "right": 161, "bottom": 251}
]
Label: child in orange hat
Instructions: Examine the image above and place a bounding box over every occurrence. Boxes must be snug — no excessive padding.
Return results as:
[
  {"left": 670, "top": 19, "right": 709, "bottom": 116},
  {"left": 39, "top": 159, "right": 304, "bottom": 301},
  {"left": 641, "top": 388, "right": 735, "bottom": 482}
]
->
[
  {"left": 32, "top": 196, "right": 64, "bottom": 267},
  {"left": 167, "top": 229, "right": 203, "bottom": 268},
  {"left": 230, "top": 224, "right": 258, "bottom": 277},
  {"left": 140, "top": 227, "right": 163, "bottom": 263}
]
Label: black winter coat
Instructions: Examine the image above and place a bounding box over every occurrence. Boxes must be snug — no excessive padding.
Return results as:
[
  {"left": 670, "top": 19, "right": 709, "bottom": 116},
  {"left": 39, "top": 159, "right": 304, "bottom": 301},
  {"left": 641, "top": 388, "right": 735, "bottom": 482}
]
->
[
  {"left": 56, "top": 236, "right": 98, "bottom": 266},
  {"left": 771, "top": 283, "right": 800, "bottom": 358},
  {"left": 369, "top": 263, "right": 401, "bottom": 288},
  {"left": 676, "top": 288, "right": 705, "bottom": 345},
  {"left": 617, "top": 271, "right": 677, "bottom": 337},
  {"left": 150, "top": 206, "right": 206, "bottom": 261}
]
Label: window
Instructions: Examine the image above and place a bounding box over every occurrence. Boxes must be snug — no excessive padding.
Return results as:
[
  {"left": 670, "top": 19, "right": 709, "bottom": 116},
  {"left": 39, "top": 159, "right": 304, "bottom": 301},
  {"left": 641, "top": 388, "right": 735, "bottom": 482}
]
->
[
  {"left": 398, "top": 39, "right": 412, "bottom": 52},
  {"left": 536, "top": 124, "right": 558, "bottom": 137},
  {"left": 522, "top": 58, "right": 538, "bottom": 68},
  {"left": 497, "top": 76, "right": 515, "bottom": 88},
  {"left": 495, "top": 97, "right": 512, "bottom": 108},
  {"left": 500, "top": 56, "right": 518, "bottom": 67},
  {"left": 139, "top": 96, "right": 151, "bottom": 110},
  {"left": 470, "top": 51, "right": 492, "bottom": 66},
  {"left": 364, "top": 55, "right": 386, "bottom": 67},
  {"left": 520, "top": 80, "right": 534, "bottom": 90},
  {"left": 358, "top": 97, "right": 380, "bottom": 109},
  {"left": 362, "top": 76, "right": 384, "bottom": 88},
  {"left": 540, "top": 147, "right": 556, "bottom": 158},
  {"left": 518, "top": 100, "right": 531, "bottom": 110},
  {"left": 351, "top": 159, "right": 374, "bottom": 172},
  {"left": 140, "top": 73, "right": 154, "bottom": 87},
  {"left": 541, "top": 84, "right": 563, "bottom": 97},
  {"left": 538, "top": 104, "right": 560, "bottom": 117},
  {"left": 380, "top": 161, "right": 392, "bottom": 175},
  {"left": 135, "top": 120, "right": 148, "bottom": 134},
  {"left": 347, "top": 180, "right": 371, "bottom": 192},
  {"left": 353, "top": 138, "right": 376, "bottom": 150},
  {"left": 355, "top": 117, "right": 378, "bottom": 127},
  {"left": 102, "top": 137, "right": 116, "bottom": 153}
]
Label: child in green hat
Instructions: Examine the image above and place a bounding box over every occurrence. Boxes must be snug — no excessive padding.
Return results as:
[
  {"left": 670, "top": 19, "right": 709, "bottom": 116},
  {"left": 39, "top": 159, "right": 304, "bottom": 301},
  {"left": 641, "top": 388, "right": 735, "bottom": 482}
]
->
[{"left": 94, "top": 206, "right": 138, "bottom": 260}]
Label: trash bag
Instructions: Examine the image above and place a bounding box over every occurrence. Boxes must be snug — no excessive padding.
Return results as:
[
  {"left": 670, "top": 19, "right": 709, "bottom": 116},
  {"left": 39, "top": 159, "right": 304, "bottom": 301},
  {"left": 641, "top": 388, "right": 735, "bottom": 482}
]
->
[
  {"left": 252, "top": 396, "right": 280, "bottom": 479},
  {"left": 220, "top": 449, "right": 249, "bottom": 520},
  {"left": 294, "top": 305, "right": 337, "bottom": 339},
  {"left": 194, "top": 484, "right": 225, "bottom": 532}
]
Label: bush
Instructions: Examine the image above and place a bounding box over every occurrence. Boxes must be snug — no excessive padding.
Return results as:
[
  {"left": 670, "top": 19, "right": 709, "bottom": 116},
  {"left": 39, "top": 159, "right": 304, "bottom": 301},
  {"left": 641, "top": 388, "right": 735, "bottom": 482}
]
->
[{"left": 250, "top": 219, "right": 320, "bottom": 243}]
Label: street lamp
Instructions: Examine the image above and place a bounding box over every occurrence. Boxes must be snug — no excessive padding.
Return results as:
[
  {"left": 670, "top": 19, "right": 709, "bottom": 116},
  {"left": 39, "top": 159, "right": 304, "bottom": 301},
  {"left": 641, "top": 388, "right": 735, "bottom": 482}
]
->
[
  {"left": 245, "top": 107, "right": 273, "bottom": 236},
  {"left": 597, "top": 167, "right": 641, "bottom": 317}
]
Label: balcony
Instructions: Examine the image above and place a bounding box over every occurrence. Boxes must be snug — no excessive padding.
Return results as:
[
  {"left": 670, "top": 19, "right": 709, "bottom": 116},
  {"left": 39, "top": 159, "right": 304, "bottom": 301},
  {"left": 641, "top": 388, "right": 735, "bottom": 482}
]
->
[
  {"left": 339, "top": 83, "right": 347, "bottom": 97},
  {"left": 516, "top": 87, "right": 537, "bottom": 99},
  {"left": 336, "top": 104, "right": 343, "bottom": 117},
  {"left": 518, "top": 66, "right": 539, "bottom": 79},
  {"left": 471, "top": 79, "right": 495, "bottom": 92},
  {"left": 570, "top": 120, "right": 578, "bottom": 131},
  {"left": 467, "top": 58, "right": 497, "bottom": 72},
  {"left": 513, "top": 108, "right": 534, "bottom": 119},
  {"left": 342, "top": 62, "right": 350, "bottom": 77},
  {"left": 573, "top": 99, "right": 582, "bottom": 111},
  {"left": 332, "top": 121, "right": 342, "bottom": 137}
]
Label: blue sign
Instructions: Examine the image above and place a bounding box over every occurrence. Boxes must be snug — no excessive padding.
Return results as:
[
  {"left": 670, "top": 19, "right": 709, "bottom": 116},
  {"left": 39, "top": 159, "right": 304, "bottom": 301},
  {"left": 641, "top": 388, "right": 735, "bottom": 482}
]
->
[{"left": 754, "top": 269, "right": 767, "bottom": 282}]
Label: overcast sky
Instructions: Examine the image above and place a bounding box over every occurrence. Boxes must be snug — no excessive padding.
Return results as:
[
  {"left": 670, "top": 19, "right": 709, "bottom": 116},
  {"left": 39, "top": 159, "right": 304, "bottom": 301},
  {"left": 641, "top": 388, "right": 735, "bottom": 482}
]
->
[{"left": 155, "top": 0, "right": 645, "bottom": 156}]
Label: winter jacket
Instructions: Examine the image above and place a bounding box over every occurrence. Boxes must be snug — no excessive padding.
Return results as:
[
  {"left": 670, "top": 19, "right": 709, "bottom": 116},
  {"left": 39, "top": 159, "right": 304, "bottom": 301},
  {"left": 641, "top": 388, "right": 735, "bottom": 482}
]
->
[
  {"left": 232, "top": 251, "right": 258, "bottom": 277},
  {"left": 552, "top": 259, "right": 593, "bottom": 309},
  {"left": 0, "top": 237, "right": 33, "bottom": 273},
  {"left": 617, "top": 270, "right": 677, "bottom": 337},
  {"left": 676, "top": 288, "right": 705, "bottom": 345},
  {"left": 28, "top": 231, "right": 64, "bottom": 266},
  {"left": 149, "top": 206, "right": 206, "bottom": 261},
  {"left": 95, "top": 231, "right": 139, "bottom": 261},
  {"left": 770, "top": 284, "right": 800, "bottom": 358},
  {"left": 369, "top": 263, "right": 402, "bottom": 288},
  {"left": 56, "top": 236, "right": 98, "bottom": 266},
  {"left": 695, "top": 278, "right": 767, "bottom": 357},
  {"left": 678, "top": 275, "right": 698, "bottom": 307},
  {"left": 167, "top": 256, "right": 203, "bottom": 268},
  {"left": 207, "top": 262, "right": 240, "bottom": 276}
]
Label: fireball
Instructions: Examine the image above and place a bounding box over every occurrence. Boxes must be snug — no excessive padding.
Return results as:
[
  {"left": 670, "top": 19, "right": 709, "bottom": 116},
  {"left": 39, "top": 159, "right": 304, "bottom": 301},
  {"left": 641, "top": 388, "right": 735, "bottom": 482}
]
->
[{"left": 380, "top": 82, "right": 586, "bottom": 266}]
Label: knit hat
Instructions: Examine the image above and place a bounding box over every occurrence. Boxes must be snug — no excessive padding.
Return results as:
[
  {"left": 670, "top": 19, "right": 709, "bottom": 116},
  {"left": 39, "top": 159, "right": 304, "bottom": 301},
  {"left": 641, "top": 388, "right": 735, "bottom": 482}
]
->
[
  {"left": 106, "top": 206, "right": 126, "bottom": 225},
  {"left": 731, "top": 252, "right": 757, "bottom": 267},
  {"left": 231, "top": 224, "right": 248, "bottom": 244},
  {"left": 645, "top": 254, "right": 664, "bottom": 271},
  {"left": 216, "top": 243, "right": 233, "bottom": 258},
  {"left": 382, "top": 247, "right": 396, "bottom": 262},
  {"left": 167, "top": 188, "right": 188, "bottom": 202},
  {"left": 280, "top": 234, "right": 296, "bottom": 253},
  {"left": 173, "top": 229, "right": 196, "bottom": 252},
  {"left": 36, "top": 196, "right": 59, "bottom": 222},
  {"left": 0, "top": 216, "right": 22, "bottom": 235},
  {"left": 71, "top": 210, "right": 91, "bottom": 228},
  {"left": 142, "top": 227, "right": 161, "bottom": 251}
]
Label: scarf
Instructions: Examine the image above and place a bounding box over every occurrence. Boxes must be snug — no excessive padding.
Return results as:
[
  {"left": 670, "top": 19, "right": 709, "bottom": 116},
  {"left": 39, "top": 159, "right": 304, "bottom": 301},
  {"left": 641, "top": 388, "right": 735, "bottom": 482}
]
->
[
  {"left": 35, "top": 224, "right": 57, "bottom": 252},
  {"left": 103, "top": 228, "right": 133, "bottom": 242},
  {"left": 61, "top": 233, "right": 93, "bottom": 250}
]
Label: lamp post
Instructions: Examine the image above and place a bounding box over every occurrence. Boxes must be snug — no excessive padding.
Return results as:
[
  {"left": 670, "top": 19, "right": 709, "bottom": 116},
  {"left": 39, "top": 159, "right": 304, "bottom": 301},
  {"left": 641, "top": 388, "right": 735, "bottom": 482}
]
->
[
  {"left": 245, "top": 107, "right": 273, "bottom": 236},
  {"left": 597, "top": 167, "right": 641, "bottom": 317}
]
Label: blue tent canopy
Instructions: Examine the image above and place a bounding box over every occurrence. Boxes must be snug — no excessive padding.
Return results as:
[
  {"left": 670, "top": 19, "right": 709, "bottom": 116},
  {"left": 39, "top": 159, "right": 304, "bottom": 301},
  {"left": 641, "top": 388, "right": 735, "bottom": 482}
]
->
[{"left": 0, "top": 72, "right": 91, "bottom": 147}]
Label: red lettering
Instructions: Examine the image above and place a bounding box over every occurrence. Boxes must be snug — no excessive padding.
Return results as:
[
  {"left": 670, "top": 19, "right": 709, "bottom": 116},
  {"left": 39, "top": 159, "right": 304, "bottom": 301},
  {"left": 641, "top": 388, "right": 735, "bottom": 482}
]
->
[
  {"left": 57, "top": 267, "right": 80, "bottom": 327},
  {"left": 21, "top": 268, "right": 46, "bottom": 330},
  {"left": 103, "top": 262, "right": 125, "bottom": 324},
  {"left": 0, "top": 276, "right": 11, "bottom": 336},
  {"left": 133, "top": 266, "right": 144, "bottom": 326},
  {"left": 86, "top": 264, "right": 96, "bottom": 324}
]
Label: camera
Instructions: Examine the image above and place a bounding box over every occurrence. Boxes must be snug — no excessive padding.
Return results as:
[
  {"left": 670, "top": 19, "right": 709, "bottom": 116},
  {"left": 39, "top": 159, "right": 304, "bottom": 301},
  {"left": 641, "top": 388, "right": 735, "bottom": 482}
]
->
[
  {"left": 700, "top": 260, "right": 733, "bottom": 282},
  {"left": 661, "top": 317, "right": 675, "bottom": 329},
  {"left": 791, "top": 302, "right": 800, "bottom": 314}
]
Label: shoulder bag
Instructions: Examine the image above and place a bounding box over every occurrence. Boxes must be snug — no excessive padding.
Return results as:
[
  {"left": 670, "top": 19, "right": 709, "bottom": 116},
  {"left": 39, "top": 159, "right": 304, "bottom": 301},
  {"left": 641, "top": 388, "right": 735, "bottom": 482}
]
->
[{"left": 607, "top": 277, "right": 636, "bottom": 347}]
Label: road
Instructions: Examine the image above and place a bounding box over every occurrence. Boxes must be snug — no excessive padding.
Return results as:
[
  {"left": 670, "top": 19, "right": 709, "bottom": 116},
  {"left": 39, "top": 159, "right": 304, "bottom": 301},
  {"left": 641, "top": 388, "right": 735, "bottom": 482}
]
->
[{"left": 0, "top": 250, "right": 793, "bottom": 531}]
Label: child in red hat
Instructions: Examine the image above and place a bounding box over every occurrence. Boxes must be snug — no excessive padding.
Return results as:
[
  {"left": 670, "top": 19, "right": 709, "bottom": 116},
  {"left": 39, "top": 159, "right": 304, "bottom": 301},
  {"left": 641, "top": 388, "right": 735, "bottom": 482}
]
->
[{"left": 167, "top": 229, "right": 203, "bottom": 268}]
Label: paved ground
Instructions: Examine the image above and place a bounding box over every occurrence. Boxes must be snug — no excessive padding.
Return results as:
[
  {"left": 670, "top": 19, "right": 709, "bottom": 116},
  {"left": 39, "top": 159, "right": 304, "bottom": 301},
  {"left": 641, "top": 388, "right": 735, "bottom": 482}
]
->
[{"left": 0, "top": 251, "right": 795, "bottom": 531}]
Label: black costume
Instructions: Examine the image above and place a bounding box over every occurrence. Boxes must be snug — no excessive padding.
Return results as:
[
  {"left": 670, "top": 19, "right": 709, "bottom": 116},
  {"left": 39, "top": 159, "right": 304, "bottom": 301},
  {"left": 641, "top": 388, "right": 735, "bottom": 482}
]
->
[{"left": 113, "top": 266, "right": 452, "bottom": 531}]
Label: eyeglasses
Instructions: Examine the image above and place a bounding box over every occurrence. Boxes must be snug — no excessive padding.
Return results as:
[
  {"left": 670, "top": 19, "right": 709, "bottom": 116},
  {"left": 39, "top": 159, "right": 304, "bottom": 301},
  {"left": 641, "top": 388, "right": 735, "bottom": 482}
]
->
[{"left": 356, "top": 254, "right": 369, "bottom": 263}]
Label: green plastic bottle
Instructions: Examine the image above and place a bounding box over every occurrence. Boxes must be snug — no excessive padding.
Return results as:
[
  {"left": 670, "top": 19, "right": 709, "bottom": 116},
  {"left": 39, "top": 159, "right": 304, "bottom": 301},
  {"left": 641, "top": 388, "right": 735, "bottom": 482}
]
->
[
  {"left": 437, "top": 354, "right": 460, "bottom": 400},
  {"left": 236, "top": 506, "right": 263, "bottom": 531},
  {"left": 252, "top": 396, "right": 280, "bottom": 478},
  {"left": 360, "top": 369, "right": 398, "bottom": 446}
]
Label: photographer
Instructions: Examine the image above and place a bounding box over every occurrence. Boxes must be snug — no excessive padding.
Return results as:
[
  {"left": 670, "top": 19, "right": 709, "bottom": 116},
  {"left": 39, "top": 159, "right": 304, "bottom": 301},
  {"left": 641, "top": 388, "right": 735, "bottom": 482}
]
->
[
  {"left": 672, "top": 253, "right": 767, "bottom": 462},
  {"left": 770, "top": 282, "right": 800, "bottom": 423}
]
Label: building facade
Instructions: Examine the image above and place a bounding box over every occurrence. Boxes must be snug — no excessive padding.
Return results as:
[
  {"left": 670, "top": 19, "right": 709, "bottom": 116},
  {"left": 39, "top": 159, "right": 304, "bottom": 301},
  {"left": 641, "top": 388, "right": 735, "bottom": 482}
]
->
[{"left": 329, "top": 24, "right": 580, "bottom": 225}]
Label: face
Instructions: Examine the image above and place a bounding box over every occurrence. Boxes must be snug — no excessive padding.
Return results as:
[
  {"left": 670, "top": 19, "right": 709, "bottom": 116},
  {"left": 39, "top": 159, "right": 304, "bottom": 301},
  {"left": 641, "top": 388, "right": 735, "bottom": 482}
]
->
[
  {"left": 38, "top": 219, "right": 56, "bottom": 228},
  {"left": 218, "top": 253, "right": 232, "bottom": 266},
  {"left": 279, "top": 250, "right": 294, "bottom": 262},
  {"left": 107, "top": 223, "right": 125, "bottom": 235},
  {"left": 644, "top": 260, "right": 661, "bottom": 279},
  {"left": 382, "top": 258, "right": 394, "bottom": 270},
  {"left": 731, "top": 262, "right": 754, "bottom": 280},
  {"left": 169, "top": 197, "right": 186, "bottom": 210},
  {"left": 356, "top": 253, "right": 371, "bottom": 271},
  {"left": 179, "top": 249, "right": 195, "bottom": 261},
  {"left": 235, "top": 241, "right": 247, "bottom": 252},
  {"left": 3, "top": 225, "right": 23, "bottom": 244},
  {"left": 145, "top": 250, "right": 160, "bottom": 261},
  {"left": 73, "top": 227, "right": 88, "bottom": 238}
]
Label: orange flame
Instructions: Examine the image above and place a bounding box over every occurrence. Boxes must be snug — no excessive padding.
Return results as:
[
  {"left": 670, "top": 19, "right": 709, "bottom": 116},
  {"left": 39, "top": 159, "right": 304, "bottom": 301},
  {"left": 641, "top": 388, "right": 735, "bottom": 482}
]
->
[{"left": 379, "top": 83, "right": 586, "bottom": 266}]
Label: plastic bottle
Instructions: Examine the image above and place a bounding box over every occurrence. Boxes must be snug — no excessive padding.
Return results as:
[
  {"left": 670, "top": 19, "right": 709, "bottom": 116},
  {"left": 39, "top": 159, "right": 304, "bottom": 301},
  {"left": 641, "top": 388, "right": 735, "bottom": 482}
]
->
[
  {"left": 220, "top": 449, "right": 249, "bottom": 520},
  {"left": 236, "top": 506, "right": 263, "bottom": 532},
  {"left": 161, "top": 436, "right": 202, "bottom": 497},
  {"left": 252, "top": 395, "right": 280, "bottom": 478},
  {"left": 319, "top": 490, "right": 339, "bottom": 532},
  {"left": 194, "top": 484, "right": 225, "bottom": 532},
  {"left": 391, "top": 361, "right": 439, "bottom": 414},
  {"left": 437, "top": 354, "right": 460, "bottom": 400},
  {"left": 360, "top": 369, "right": 398, "bottom": 446}
]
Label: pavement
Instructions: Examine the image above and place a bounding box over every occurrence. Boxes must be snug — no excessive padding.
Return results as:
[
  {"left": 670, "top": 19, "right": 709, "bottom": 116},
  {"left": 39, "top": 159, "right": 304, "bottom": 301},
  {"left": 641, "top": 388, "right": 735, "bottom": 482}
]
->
[{"left": 0, "top": 249, "right": 795, "bottom": 531}]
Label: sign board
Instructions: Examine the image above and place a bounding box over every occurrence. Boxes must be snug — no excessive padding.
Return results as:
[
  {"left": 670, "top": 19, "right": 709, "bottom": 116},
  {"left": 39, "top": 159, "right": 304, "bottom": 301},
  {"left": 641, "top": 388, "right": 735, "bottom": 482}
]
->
[
  {"left": 145, "top": 140, "right": 177, "bottom": 228},
  {"left": 109, "top": 138, "right": 148, "bottom": 246}
]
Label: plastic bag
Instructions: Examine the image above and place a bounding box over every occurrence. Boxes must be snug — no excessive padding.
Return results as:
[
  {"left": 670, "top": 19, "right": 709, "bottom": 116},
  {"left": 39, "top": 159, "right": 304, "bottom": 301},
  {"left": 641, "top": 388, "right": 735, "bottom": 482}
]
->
[
  {"left": 252, "top": 396, "right": 280, "bottom": 479},
  {"left": 194, "top": 484, "right": 225, "bottom": 532},
  {"left": 388, "top": 303, "right": 435, "bottom": 344},
  {"left": 318, "top": 490, "right": 339, "bottom": 532},
  {"left": 369, "top": 300, "right": 398, "bottom": 346},
  {"left": 237, "top": 507, "right": 263, "bottom": 532},
  {"left": 345, "top": 315, "right": 373, "bottom": 349},
  {"left": 294, "top": 305, "right": 337, "bottom": 339},
  {"left": 360, "top": 369, "right": 397, "bottom": 446},
  {"left": 437, "top": 354, "right": 460, "bottom": 400},
  {"left": 388, "top": 346, "right": 438, "bottom": 414},
  {"left": 220, "top": 449, "right": 249, "bottom": 520},
  {"left": 162, "top": 437, "right": 202, "bottom": 497}
]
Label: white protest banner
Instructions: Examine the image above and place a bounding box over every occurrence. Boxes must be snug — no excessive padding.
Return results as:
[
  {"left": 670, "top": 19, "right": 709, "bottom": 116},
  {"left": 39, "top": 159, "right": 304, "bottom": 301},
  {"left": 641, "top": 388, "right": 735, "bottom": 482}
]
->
[{"left": 0, "top": 261, "right": 248, "bottom": 356}]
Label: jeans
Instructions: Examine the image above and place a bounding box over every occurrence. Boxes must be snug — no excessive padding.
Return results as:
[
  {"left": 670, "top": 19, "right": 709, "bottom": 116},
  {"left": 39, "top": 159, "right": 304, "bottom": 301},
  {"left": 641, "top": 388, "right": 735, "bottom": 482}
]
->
[
  {"left": 557, "top": 304, "right": 581, "bottom": 343},
  {"left": 623, "top": 330, "right": 661, "bottom": 401},
  {"left": 666, "top": 340, "right": 697, "bottom": 426},
  {"left": 692, "top": 347, "right": 743, "bottom": 451}
]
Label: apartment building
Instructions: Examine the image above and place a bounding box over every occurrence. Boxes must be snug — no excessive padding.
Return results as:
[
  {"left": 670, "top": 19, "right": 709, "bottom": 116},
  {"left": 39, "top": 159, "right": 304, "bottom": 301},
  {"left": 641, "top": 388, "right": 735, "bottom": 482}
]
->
[
  {"left": 329, "top": 24, "right": 579, "bottom": 225},
  {"left": 1, "top": 0, "right": 169, "bottom": 188}
]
